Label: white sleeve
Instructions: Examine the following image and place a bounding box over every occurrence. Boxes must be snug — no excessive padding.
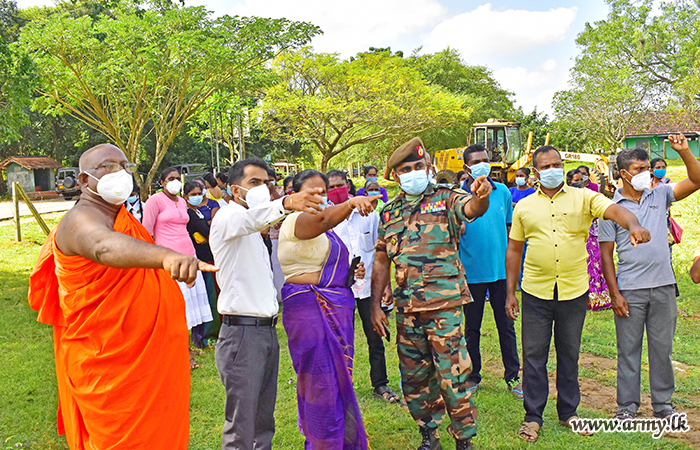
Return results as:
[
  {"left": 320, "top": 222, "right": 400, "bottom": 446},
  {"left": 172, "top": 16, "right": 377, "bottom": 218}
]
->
[{"left": 212, "top": 198, "right": 287, "bottom": 242}]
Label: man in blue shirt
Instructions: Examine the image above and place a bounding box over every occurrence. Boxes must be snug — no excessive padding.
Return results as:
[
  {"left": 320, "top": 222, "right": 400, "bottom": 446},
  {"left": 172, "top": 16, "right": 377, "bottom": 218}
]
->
[{"left": 459, "top": 144, "right": 522, "bottom": 399}]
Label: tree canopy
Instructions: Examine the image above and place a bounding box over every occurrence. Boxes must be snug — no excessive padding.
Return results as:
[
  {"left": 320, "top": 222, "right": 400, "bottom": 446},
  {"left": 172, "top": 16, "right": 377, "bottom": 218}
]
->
[
  {"left": 259, "top": 48, "right": 473, "bottom": 169},
  {"left": 18, "top": 1, "right": 319, "bottom": 189}
]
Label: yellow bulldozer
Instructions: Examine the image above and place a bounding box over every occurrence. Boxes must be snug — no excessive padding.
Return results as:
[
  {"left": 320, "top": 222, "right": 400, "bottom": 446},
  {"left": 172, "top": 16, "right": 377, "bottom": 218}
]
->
[{"left": 433, "top": 119, "right": 618, "bottom": 197}]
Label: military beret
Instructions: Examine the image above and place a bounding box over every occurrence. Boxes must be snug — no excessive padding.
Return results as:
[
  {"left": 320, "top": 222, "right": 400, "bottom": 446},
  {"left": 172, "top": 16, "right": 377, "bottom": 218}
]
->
[{"left": 384, "top": 137, "right": 427, "bottom": 180}]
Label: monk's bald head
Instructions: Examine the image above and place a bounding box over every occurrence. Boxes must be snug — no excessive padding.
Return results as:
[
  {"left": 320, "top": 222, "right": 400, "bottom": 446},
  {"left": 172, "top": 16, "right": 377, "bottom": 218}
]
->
[{"left": 79, "top": 144, "right": 127, "bottom": 173}]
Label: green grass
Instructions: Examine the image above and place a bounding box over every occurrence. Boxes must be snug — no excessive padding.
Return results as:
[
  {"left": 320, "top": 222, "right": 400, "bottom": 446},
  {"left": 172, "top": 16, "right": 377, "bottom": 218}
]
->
[{"left": 3, "top": 169, "right": 700, "bottom": 449}]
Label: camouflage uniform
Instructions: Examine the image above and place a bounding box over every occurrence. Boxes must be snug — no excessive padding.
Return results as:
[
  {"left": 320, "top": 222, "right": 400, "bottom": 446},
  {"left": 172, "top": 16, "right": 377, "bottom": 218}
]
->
[{"left": 376, "top": 183, "right": 478, "bottom": 440}]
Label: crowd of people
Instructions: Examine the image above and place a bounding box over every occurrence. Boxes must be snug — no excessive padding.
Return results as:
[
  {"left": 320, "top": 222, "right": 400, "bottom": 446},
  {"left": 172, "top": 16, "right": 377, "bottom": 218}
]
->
[{"left": 26, "top": 132, "right": 700, "bottom": 450}]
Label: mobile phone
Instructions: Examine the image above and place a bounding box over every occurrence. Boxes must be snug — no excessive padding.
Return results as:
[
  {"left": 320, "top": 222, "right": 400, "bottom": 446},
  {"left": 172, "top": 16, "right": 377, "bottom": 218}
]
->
[
  {"left": 346, "top": 256, "right": 361, "bottom": 287},
  {"left": 382, "top": 323, "right": 391, "bottom": 342}
]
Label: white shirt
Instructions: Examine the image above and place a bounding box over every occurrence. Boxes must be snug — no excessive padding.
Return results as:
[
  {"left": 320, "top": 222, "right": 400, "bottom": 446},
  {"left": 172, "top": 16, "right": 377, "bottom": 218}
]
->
[
  {"left": 333, "top": 209, "right": 379, "bottom": 299},
  {"left": 209, "top": 198, "right": 287, "bottom": 317}
]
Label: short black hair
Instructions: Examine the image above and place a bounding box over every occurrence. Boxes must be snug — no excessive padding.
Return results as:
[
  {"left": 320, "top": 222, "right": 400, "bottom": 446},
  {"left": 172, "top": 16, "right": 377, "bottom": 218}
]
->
[
  {"left": 516, "top": 167, "right": 531, "bottom": 177},
  {"left": 293, "top": 169, "right": 328, "bottom": 193},
  {"left": 283, "top": 175, "right": 294, "bottom": 190},
  {"left": 463, "top": 143, "right": 488, "bottom": 165},
  {"left": 227, "top": 157, "right": 270, "bottom": 186},
  {"left": 216, "top": 171, "right": 228, "bottom": 184},
  {"left": 566, "top": 168, "right": 581, "bottom": 185},
  {"left": 183, "top": 180, "right": 202, "bottom": 195},
  {"left": 266, "top": 167, "right": 276, "bottom": 179},
  {"left": 617, "top": 148, "right": 649, "bottom": 172},
  {"left": 532, "top": 146, "right": 561, "bottom": 169},
  {"left": 363, "top": 165, "right": 378, "bottom": 176},
  {"left": 326, "top": 169, "right": 347, "bottom": 182},
  {"left": 456, "top": 170, "right": 466, "bottom": 180},
  {"left": 650, "top": 157, "right": 666, "bottom": 169},
  {"left": 576, "top": 165, "right": 590, "bottom": 176},
  {"left": 160, "top": 166, "right": 180, "bottom": 182},
  {"left": 364, "top": 179, "right": 380, "bottom": 190},
  {"left": 203, "top": 172, "right": 217, "bottom": 188}
]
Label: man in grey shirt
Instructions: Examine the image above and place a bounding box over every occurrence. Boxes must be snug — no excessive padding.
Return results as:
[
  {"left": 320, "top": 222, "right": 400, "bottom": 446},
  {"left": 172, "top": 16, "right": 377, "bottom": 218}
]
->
[{"left": 599, "top": 134, "right": 700, "bottom": 421}]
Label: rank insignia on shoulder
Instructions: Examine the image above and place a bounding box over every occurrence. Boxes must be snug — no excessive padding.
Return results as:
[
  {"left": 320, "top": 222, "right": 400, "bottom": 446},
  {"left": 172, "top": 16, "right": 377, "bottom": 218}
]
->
[{"left": 421, "top": 200, "right": 446, "bottom": 214}]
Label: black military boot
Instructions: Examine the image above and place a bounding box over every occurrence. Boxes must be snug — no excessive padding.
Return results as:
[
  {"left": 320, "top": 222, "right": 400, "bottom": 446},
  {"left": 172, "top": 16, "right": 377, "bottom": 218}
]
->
[
  {"left": 417, "top": 426, "right": 442, "bottom": 450},
  {"left": 455, "top": 438, "right": 473, "bottom": 450}
]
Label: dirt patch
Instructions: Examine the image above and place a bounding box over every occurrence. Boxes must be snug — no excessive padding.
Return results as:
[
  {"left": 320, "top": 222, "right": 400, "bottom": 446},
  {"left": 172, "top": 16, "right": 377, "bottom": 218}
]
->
[{"left": 482, "top": 352, "right": 700, "bottom": 448}]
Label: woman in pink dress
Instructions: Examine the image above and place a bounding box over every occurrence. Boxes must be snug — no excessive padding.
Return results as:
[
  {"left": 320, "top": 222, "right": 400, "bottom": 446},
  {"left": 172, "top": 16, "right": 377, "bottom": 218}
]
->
[{"left": 143, "top": 167, "right": 213, "bottom": 367}]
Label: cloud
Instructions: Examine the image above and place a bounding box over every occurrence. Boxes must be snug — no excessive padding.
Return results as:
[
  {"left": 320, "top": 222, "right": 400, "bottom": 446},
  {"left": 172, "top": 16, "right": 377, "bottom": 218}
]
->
[
  {"left": 422, "top": 3, "right": 578, "bottom": 56},
  {"left": 228, "top": 0, "right": 447, "bottom": 57},
  {"left": 493, "top": 59, "right": 572, "bottom": 115}
]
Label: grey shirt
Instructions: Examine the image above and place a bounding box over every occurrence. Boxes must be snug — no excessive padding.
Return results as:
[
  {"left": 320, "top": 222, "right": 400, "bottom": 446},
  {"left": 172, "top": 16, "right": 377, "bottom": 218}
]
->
[{"left": 598, "top": 184, "right": 676, "bottom": 290}]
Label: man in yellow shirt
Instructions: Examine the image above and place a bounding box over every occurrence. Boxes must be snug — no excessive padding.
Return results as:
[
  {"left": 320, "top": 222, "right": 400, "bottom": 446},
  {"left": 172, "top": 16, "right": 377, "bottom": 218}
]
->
[{"left": 504, "top": 146, "right": 650, "bottom": 442}]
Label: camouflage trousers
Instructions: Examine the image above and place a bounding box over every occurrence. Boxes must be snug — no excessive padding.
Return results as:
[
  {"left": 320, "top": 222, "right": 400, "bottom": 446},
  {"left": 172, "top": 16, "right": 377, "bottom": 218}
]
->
[{"left": 396, "top": 307, "right": 477, "bottom": 440}]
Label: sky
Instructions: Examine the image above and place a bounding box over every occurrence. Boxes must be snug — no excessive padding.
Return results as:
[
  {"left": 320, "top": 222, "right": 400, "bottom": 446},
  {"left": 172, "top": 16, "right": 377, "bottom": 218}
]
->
[{"left": 15, "top": 0, "right": 612, "bottom": 117}]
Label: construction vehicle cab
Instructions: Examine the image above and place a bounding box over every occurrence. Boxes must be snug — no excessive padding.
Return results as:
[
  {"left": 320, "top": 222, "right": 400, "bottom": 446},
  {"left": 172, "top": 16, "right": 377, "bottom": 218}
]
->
[{"left": 434, "top": 119, "right": 526, "bottom": 186}]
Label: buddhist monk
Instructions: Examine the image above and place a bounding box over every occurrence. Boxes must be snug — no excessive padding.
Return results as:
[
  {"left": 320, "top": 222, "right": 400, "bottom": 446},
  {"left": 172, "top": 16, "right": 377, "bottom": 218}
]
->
[{"left": 28, "top": 144, "right": 217, "bottom": 450}]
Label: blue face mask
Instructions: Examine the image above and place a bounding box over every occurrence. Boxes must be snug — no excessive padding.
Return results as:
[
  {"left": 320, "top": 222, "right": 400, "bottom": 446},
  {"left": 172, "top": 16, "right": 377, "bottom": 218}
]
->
[
  {"left": 188, "top": 195, "right": 204, "bottom": 206},
  {"left": 367, "top": 190, "right": 380, "bottom": 197},
  {"left": 398, "top": 169, "right": 429, "bottom": 195},
  {"left": 320, "top": 196, "right": 328, "bottom": 210},
  {"left": 468, "top": 162, "right": 491, "bottom": 179},
  {"left": 537, "top": 168, "right": 565, "bottom": 189},
  {"left": 654, "top": 168, "right": 667, "bottom": 179},
  {"left": 515, "top": 177, "right": 526, "bottom": 187},
  {"left": 366, "top": 176, "right": 378, "bottom": 183},
  {"left": 126, "top": 195, "right": 139, "bottom": 204},
  {"left": 226, "top": 185, "right": 232, "bottom": 197}
]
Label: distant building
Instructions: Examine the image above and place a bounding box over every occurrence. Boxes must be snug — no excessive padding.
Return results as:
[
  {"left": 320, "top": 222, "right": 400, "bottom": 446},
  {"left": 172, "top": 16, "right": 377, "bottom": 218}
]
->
[
  {"left": 624, "top": 113, "right": 700, "bottom": 159},
  {"left": 0, "top": 156, "right": 64, "bottom": 193}
]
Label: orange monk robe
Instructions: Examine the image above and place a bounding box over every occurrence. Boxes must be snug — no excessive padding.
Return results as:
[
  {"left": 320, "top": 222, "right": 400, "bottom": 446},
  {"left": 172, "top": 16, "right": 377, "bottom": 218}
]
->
[{"left": 28, "top": 207, "right": 190, "bottom": 450}]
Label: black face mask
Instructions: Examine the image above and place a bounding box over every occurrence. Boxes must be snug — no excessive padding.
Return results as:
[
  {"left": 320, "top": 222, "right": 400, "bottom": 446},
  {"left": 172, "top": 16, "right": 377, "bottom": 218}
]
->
[{"left": 572, "top": 181, "right": 585, "bottom": 188}]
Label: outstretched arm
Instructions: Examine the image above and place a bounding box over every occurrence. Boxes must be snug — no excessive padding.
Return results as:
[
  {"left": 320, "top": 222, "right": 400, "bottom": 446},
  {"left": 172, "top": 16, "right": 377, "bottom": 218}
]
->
[
  {"left": 462, "top": 175, "right": 491, "bottom": 219},
  {"left": 669, "top": 134, "right": 700, "bottom": 201},
  {"left": 603, "top": 204, "right": 650, "bottom": 247},
  {"left": 294, "top": 195, "right": 382, "bottom": 240}
]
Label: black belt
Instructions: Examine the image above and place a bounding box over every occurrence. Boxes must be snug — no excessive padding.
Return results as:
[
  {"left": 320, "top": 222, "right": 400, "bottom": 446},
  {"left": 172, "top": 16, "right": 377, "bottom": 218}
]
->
[{"left": 222, "top": 314, "right": 278, "bottom": 327}]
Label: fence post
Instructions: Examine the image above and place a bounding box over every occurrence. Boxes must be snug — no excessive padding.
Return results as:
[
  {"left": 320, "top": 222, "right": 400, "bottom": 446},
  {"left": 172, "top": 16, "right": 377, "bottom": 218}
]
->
[
  {"left": 12, "top": 182, "right": 21, "bottom": 242},
  {"left": 15, "top": 182, "right": 50, "bottom": 235}
]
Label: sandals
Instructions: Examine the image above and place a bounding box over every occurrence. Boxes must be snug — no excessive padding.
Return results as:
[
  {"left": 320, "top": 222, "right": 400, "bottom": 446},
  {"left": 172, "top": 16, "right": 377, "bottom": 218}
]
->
[
  {"left": 508, "top": 381, "right": 524, "bottom": 400},
  {"left": 518, "top": 421, "right": 540, "bottom": 442},
  {"left": 560, "top": 416, "right": 594, "bottom": 436},
  {"left": 373, "top": 385, "right": 400, "bottom": 404}
]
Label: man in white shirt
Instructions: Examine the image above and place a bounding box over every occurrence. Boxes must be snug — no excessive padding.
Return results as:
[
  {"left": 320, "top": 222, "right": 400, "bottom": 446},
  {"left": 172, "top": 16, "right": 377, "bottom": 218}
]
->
[
  {"left": 327, "top": 170, "right": 400, "bottom": 404},
  {"left": 210, "top": 158, "right": 322, "bottom": 450}
]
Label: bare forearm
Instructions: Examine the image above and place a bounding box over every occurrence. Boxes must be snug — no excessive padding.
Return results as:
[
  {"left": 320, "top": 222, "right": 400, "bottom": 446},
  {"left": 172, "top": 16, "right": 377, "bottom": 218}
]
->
[
  {"left": 599, "top": 243, "right": 621, "bottom": 299},
  {"left": 604, "top": 204, "right": 640, "bottom": 231},
  {"left": 464, "top": 196, "right": 489, "bottom": 220},
  {"left": 371, "top": 254, "right": 390, "bottom": 311},
  {"left": 691, "top": 258, "right": 700, "bottom": 284},
  {"left": 87, "top": 232, "right": 176, "bottom": 269},
  {"left": 505, "top": 241, "right": 523, "bottom": 297},
  {"left": 295, "top": 204, "right": 353, "bottom": 239},
  {"left": 680, "top": 148, "right": 700, "bottom": 184}
]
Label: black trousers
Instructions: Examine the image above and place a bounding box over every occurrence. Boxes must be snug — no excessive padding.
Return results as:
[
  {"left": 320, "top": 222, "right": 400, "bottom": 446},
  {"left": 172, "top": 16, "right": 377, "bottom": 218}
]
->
[
  {"left": 464, "top": 279, "right": 520, "bottom": 384},
  {"left": 355, "top": 297, "right": 389, "bottom": 388},
  {"left": 521, "top": 287, "right": 588, "bottom": 425}
]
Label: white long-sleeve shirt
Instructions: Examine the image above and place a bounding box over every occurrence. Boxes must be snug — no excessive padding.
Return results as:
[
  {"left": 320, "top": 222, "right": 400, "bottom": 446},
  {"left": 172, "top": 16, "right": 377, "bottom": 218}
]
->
[
  {"left": 333, "top": 209, "right": 379, "bottom": 299},
  {"left": 209, "top": 198, "right": 287, "bottom": 317}
]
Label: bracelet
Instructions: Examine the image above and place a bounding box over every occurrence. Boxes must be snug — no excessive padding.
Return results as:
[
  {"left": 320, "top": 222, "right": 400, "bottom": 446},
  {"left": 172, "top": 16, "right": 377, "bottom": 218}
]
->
[{"left": 348, "top": 201, "right": 355, "bottom": 210}]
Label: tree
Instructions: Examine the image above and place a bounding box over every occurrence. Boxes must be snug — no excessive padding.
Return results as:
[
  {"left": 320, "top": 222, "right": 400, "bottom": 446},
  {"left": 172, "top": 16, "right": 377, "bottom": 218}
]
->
[
  {"left": 19, "top": 1, "right": 319, "bottom": 190},
  {"left": 0, "top": 0, "right": 35, "bottom": 142},
  {"left": 553, "top": 0, "right": 700, "bottom": 149},
  {"left": 259, "top": 48, "right": 472, "bottom": 170}
]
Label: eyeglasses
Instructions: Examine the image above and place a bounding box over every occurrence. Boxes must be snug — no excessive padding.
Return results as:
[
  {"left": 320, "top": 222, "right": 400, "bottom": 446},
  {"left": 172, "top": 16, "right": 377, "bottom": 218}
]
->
[{"left": 87, "top": 162, "right": 138, "bottom": 174}]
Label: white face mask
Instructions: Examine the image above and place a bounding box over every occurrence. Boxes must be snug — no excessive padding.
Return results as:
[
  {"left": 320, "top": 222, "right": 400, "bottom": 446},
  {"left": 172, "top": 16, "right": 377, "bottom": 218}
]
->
[
  {"left": 165, "top": 179, "right": 182, "bottom": 195},
  {"left": 624, "top": 169, "right": 651, "bottom": 192},
  {"left": 87, "top": 169, "right": 134, "bottom": 205},
  {"left": 236, "top": 184, "right": 271, "bottom": 209},
  {"left": 581, "top": 175, "right": 589, "bottom": 182}
]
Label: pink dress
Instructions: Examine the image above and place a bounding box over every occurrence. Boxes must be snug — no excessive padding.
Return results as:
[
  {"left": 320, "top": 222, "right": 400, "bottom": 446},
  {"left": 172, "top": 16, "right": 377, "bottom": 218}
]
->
[
  {"left": 143, "top": 192, "right": 195, "bottom": 256},
  {"left": 143, "top": 192, "right": 212, "bottom": 329},
  {"left": 584, "top": 183, "right": 610, "bottom": 310}
]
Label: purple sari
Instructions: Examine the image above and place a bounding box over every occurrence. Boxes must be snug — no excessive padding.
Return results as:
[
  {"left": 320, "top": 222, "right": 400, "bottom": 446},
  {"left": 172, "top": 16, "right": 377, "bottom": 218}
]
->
[{"left": 282, "top": 230, "right": 368, "bottom": 450}]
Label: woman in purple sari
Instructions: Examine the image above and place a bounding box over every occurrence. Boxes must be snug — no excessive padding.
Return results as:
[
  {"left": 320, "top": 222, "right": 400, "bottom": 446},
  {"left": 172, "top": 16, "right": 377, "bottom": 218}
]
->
[{"left": 278, "top": 170, "right": 381, "bottom": 450}]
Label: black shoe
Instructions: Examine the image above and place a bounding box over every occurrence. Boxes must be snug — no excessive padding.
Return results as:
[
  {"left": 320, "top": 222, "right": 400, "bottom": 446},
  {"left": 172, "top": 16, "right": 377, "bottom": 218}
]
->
[
  {"left": 417, "top": 426, "right": 442, "bottom": 450},
  {"left": 455, "top": 439, "right": 473, "bottom": 450},
  {"left": 653, "top": 406, "right": 677, "bottom": 419}
]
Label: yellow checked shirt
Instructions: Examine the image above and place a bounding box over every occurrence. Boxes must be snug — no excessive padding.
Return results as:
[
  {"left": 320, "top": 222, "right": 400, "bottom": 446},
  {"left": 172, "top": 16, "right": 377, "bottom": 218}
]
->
[{"left": 510, "top": 184, "right": 614, "bottom": 300}]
